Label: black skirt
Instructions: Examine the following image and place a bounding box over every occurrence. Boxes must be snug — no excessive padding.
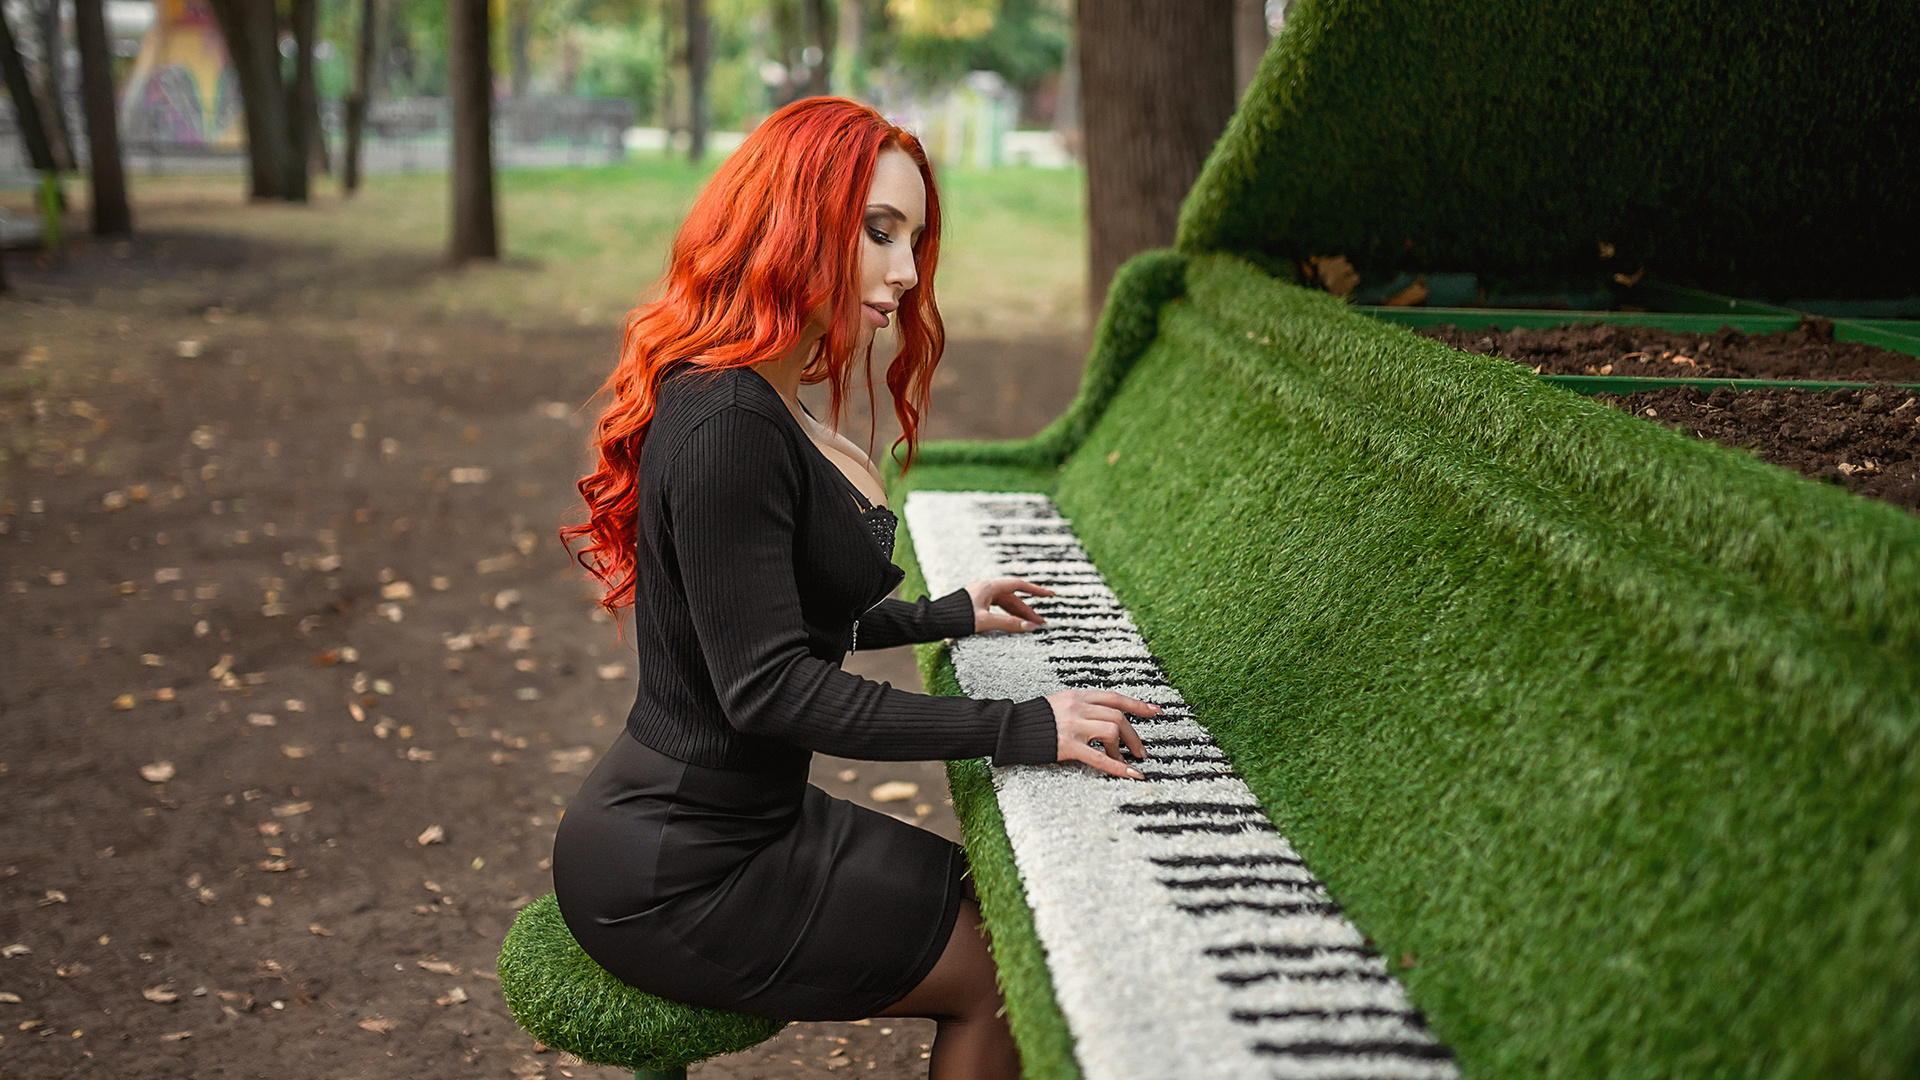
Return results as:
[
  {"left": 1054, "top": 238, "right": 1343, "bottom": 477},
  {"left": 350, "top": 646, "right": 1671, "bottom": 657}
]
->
[{"left": 551, "top": 729, "right": 964, "bottom": 1020}]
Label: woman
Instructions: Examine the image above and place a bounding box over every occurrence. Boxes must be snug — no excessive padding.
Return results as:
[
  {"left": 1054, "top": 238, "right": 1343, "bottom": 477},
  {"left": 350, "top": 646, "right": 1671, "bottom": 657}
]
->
[{"left": 554, "top": 97, "right": 1158, "bottom": 1079}]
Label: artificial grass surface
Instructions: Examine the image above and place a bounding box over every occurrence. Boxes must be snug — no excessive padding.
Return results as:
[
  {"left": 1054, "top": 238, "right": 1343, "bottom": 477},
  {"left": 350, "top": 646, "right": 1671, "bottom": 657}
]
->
[
  {"left": 1179, "top": 0, "right": 1920, "bottom": 300},
  {"left": 496, "top": 894, "right": 787, "bottom": 1071},
  {"left": 894, "top": 251, "right": 1920, "bottom": 1078}
]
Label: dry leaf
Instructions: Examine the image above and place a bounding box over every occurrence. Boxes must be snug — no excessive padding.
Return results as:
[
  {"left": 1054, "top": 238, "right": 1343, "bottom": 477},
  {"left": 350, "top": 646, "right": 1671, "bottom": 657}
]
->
[
  {"left": 257, "top": 822, "right": 283, "bottom": 837},
  {"left": 358, "top": 1017, "right": 399, "bottom": 1035},
  {"left": 405, "top": 747, "right": 436, "bottom": 762},
  {"left": 247, "top": 713, "right": 277, "bottom": 727},
  {"left": 1613, "top": 267, "right": 1646, "bottom": 287},
  {"left": 113, "top": 694, "right": 137, "bottom": 711},
  {"left": 281, "top": 746, "right": 309, "bottom": 759},
  {"left": 256, "top": 859, "right": 292, "bottom": 873},
  {"left": 435, "top": 986, "right": 469, "bottom": 1006},
  {"left": 142, "top": 984, "right": 179, "bottom": 1004},
  {"left": 1309, "top": 255, "right": 1360, "bottom": 299},
  {"left": 869, "top": 781, "right": 919, "bottom": 803},
  {"left": 1597, "top": 240, "right": 1616, "bottom": 260},
  {"left": 417, "top": 825, "right": 446, "bottom": 846},
  {"left": 271, "top": 801, "right": 312, "bottom": 818},
  {"left": 380, "top": 581, "right": 414, "bottom": 601},
  {"left": 308, "top": 924, "right": 333, "bottom": 936},
  {"left": 417, "top": 960, "right": 460, "bottom": 975},
  {"left": 450, "top": 468, "right": 490, "bottom": 485},
  {"left": 160, "top": 1030, "right": 191, "bottom": 1041},
  {"left": 1381, "top": 275, "right": 1430, "bottom": 307},
  {"left": 1, "top": 945, "right": 30, "bottom": 958},
  {"left": 548, "top": 747, "right": 594, "bottom": 773},
  {"left": 140, "top": 762, "right": 175, "bottom": 783},
  {"left": 0, "top": 992, "right": 21, "bottom": 1003},
  {"left": 595, "top": 663, "right": 626, "bottom": 680},
  {"left": 39, "top": 891, "right": 68, "bottom": 906},
  {"left": 493, "top": 589, "right": 522, "bottom": 610}
]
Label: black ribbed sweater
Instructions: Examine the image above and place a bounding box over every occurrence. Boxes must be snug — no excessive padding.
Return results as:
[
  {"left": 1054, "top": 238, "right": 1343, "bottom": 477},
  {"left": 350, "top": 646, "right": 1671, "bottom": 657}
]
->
[{"left": 622, "top": 365, "right": 1057, "bottom": 771}]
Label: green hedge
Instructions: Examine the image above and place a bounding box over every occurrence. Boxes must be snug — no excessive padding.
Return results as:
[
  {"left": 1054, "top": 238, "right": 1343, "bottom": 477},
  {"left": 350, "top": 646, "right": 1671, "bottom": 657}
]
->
[
  {"left": 1178, "top": 0, "right": 1920, "bottom": 300},
  {"left": 895, "top": 252, "right": 1920, "bottom": 1079}
]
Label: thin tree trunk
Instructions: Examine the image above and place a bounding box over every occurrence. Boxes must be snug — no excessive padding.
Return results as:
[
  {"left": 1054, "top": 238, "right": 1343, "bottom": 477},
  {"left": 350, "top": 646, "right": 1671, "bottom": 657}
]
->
[
  {"left": 285, "top": 0, "right": 314, "bottom": 200},
  {"left": 803, "top": 0, "right": 829, "bottom": 97},
  {"left": 73, "top": 0, "right": 128, "bottom": 234},
  {"left": 343, "top": 0, "right": 375, "bottom": 192},
  {"left": 508, "top": 0, "right": 530, "bottom": 98},
  {"left": 208, "top": 0, "right": 292, "bottom": 199},
  {"left": 684, "top": 0, "right": 707, "bottom": 162},
  {"left": 831, "top": 0, "right": 862, "bottom": 97},
  {"left": 1077, "top": 0, "right": 1235, "bottom": 316},
  {"left": 447, "top": 0, "right": 497, "bottom": 260},
  {"left": 0, "top": 7, "right": 58, "bottom": 170},
  {"left": 36, "top": 0, "right": 75, "bottom": 170},
  {"left": 1232, "top": 0, "right": 1268, "bottom": 100}
]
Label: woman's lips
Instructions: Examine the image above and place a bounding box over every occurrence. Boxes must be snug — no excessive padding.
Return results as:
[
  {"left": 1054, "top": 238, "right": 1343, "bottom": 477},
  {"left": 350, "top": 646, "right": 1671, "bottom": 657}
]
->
[{"left": 864, "top": 303, "right": 892, "bottom": 328}]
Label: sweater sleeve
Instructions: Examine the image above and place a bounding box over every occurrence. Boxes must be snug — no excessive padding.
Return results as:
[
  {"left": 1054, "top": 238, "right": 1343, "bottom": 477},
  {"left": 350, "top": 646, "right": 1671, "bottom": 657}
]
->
[
  {"left": 855, "top": 589, "right": 976, "bottom": 652},
  {"left": 665, "top": 406, "right": 1056, "bottom": 765}
]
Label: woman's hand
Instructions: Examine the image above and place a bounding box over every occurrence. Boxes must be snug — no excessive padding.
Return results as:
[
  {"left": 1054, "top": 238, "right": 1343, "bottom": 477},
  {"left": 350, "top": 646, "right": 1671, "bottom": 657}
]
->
[
  {"left": 966, "top": 577, "right": 1055, "bottom": 634},
  {"left": 1047, "top": 689, "right": 1157, "bottom": 780}
]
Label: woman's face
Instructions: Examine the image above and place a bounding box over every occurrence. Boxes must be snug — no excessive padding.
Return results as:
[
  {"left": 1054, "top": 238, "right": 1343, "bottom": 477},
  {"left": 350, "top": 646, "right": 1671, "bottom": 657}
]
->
[{"left": 852, "top": 146, "right": 927, "bottom": 349}]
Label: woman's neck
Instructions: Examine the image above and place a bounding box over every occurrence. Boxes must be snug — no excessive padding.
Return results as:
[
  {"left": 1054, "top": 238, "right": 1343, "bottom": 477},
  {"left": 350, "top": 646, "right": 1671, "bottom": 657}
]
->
[{"left": 751, "top": 326, "right": 822, "bottom": 420}]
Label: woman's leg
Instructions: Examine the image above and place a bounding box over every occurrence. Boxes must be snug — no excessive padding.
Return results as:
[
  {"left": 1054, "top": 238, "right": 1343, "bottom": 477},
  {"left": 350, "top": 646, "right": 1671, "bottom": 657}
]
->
[{"left": 877, "top": 898, "right": 1019, "bottom": 1080}]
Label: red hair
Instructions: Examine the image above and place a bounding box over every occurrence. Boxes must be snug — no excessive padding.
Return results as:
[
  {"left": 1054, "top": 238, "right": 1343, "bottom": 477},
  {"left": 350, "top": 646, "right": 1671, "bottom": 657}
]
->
[{"left": 563, "top": 97, "right": 945, "bottom": 616}]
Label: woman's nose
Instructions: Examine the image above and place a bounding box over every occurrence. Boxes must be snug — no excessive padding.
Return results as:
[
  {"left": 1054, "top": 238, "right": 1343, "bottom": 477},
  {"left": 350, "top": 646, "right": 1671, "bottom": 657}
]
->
[{"left": 887, "top": 247, "right": 918, "bottom": 294}]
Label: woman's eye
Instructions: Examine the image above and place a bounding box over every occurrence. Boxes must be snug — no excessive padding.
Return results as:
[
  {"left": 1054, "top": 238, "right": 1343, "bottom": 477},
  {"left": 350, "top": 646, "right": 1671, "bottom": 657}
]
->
[{"left": 866, "top": 225, "right": 891, "bottom": 245}]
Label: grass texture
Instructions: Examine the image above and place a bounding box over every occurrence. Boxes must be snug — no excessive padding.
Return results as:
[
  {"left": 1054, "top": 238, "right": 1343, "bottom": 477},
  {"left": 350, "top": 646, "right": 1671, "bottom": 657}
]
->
[
  {"left": 893, "top": 253, "right": 1920, "bottom": 1078},
  {"left": 1177, "top": 0, "right": 1920, "bottom": 300},
  {"left": 497, "top": 894, "right": 787, "bottom": 1071}
]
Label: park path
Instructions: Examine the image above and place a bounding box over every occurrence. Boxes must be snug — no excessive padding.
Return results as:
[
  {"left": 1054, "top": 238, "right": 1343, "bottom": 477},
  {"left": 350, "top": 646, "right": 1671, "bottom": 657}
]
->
[{"left": 0, "top": 220, "right": 1083, "bottom": 1079}]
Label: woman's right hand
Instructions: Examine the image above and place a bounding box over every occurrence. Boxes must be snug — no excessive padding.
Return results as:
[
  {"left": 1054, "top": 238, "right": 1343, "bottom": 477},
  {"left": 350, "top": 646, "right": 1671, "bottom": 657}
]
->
[{"left": 1047, "top": 689, "right": 1158, "bottom": 780}]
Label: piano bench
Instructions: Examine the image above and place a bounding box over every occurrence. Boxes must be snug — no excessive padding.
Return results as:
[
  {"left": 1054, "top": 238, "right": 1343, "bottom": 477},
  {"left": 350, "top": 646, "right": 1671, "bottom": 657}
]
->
[{"left": 497, "top": 894, "right": 787, "bottom": 1080}]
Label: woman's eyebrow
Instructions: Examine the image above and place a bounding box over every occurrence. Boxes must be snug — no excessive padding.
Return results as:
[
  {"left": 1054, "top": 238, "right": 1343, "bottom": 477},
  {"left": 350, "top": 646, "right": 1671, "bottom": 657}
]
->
[{"left": 865, "top": 203, "right": 925, "bottom": 234}]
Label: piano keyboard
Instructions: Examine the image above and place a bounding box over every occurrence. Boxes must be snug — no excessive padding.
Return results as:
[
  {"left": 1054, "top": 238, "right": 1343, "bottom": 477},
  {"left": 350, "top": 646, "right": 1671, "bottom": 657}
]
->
[{"left": 904, "top": 492, "right": 1458, "bottom": 1080}]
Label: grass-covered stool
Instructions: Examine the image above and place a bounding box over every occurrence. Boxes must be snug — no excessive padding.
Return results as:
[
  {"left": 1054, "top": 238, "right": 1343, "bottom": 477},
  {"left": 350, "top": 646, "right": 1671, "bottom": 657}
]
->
[{"left": 498, "top": 894, "right": 787, "bottom": 1080}]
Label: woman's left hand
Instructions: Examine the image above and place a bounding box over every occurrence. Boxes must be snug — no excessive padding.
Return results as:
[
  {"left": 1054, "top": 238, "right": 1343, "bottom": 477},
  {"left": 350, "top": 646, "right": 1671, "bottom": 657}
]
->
[{"left": 966, "top": 577, "right": 1055, "bottom": 634}]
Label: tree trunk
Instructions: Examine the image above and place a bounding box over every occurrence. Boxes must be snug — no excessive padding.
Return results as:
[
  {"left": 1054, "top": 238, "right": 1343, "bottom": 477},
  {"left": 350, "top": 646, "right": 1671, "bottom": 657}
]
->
[
  {"left": 36, "top": 0, "right": 76, "bottom": 171},
  {"left": 802, "top": 0, "right": 829, "bottom": 97},
  {"left": 684, "top": 0, "right": 707, "bottom": 162},
  {"left": 447, "top": 0, "right": 497, "bottom": 261},
  {"left": 208, "top": 0, "right": 293, "bottom": 199},
  {"left": 73, "top": 0, "right": 128, "bottom": 234},
  {"left": 284, "top": 0, "right": 314, "bottom": 200},
  {"left": 1232, "top": 0, "right": 1269, "bottom": 100},
  {"left": 831, "top": 0, "right": 863, "bottom": 98},
  {"left": 0, "top": 7, "right": 58, "bottom": 171},
  {"left": 508, "top": 0, "right": 530, "bottom": 98},
  {"left": 1076, "top": 0, "right": 1235, "bottom": 316},
  {"left": 343, "top": 0, "right": 376, "bottom": 192}
]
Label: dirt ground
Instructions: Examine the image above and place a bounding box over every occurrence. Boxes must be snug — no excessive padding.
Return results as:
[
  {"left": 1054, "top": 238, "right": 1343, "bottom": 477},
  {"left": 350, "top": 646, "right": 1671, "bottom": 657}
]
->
[
  {"left": 1593, "top": 384, "right": 1920, "bottom": 512},
  {"left": 1418, "top": 317, "right": 1920, "bottom": 382},
  {"left": 0, "top": 208, "right": 1086, "bottom": 1078}
]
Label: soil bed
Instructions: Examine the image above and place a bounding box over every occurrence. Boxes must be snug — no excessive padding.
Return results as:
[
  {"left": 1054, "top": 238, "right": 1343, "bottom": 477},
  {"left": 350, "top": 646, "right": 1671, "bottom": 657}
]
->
[
  {"left": 1592, "top": 384, "right": 1920, "bottom": 512},
  {"left": 1419, "top": 318, "right": 1920, "bottom": 382}
]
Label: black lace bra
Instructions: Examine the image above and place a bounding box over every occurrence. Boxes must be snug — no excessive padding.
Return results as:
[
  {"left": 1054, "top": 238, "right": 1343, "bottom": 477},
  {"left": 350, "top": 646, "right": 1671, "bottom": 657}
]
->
[{"left": 837, "top": 472, "right": 898, "bottom": 562}]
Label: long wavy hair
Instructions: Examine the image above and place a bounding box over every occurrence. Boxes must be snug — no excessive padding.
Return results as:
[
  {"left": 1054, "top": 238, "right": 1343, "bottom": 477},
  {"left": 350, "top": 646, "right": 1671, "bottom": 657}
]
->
[{"left": 563, "top": 97, "right": 945, "bottom": 616}]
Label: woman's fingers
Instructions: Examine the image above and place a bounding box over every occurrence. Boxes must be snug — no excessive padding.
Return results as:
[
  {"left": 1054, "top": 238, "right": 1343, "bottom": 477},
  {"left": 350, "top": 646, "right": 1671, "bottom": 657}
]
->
[
  {"left": 1000, "top": 577, "right": 1055, "bottom": 598},
  {"left": 995, "top": 592, "right": 1044, "bottom": 625},
  {"left": 1066, "top": 739, "right": 1143, "bottom": 780},
  {"left": 982, "top": 610, "right": 1036, "bottom": 633},
  {"left": 1083, "top": 689, "right": 1160, "bottom": 718}
]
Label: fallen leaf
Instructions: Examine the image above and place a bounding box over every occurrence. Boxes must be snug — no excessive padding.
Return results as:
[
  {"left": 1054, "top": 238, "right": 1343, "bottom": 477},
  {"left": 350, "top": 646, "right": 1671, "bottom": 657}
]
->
[
  {"left": 1, "top": 945, "right": 30, "bottom": 957},
  {"left": 154, "top": 568, "right": 183, "bottom": 584},
  {"left": 247, "top": 712, "right": 276, "bottom": 727},
  {"left": 55, "top": 963, "right": 89, "bottom": 978},
  {"left": 142, "top": 984, "right": 179, "bottom": 1004},
  {"left": 435, "top": 986, "right": 469, "bottom": 1006},
  {"left": 595, "top": 664, "right": 626, "bottom": 680},
  {"left": 254, "top": 895, "right": 273, "bottom": 907},
  {"left": 160, "top": 1030, "right": 192, "bottom": 1041},
  {"left": 1381, "top": 275, "right": 1430, "bottom": 307},
  {"left": 869, "top": 781, "right": 919, "bottom": 803},
  {"left": 256, "top": 860, "right": 292, "bottom": 873},
  {"left": 417, "top": 960, "right": 460, "bottom": 975},
  {"left": 1613, "top": 267, "right": 1646, "bottom": 287},
  {"left": 39, "top": 891, "right": 68, "bottom": 906},
  {"left": 417, "top": 824, "right": 446, "bottom": 846},
  {"left": 1597, "top": 240, "right": 1616, "bottom": 260},
  {"left": 271, "top": 801, "right": 312, "bottom": 818},
  {"left": 405, "top": 747, "right": 436, "bottom": 762},
  {"left": 256, "top": 822, "right": 283, "bottom": 837},
  {"left": 380, "top": 581, "right": 414, "bottom": 601},
  {"left": 141, "top": 653, "right": 163, "bottom": 667},
  {"left": 493, "top": 589, "right": 522, "bottom": 610},
  {"left": 177, "top": 340, "right": 204, "bottom": 359},
  {"left": 113, "top": 694, "right": 137, "bottom": 711},
  {"left": 1309, "top": 255, "right": 1360, "bottom": 299},
  {"left": 0, "top": 992, "right": 20, "bottom": 1003},
  {"left": 308, "top": 924, "right": 333, "bottom": 937},
  {"left": 358, "top": 1017, "right": 399, "bottom": 1035},
  {"left": 281, "top": 746, "right": 310, "bottom": 759},
  {"left": 140, "top": 761, "right": 175, "bottom": 783},
  {"left": 548, "top": 747, "right": 595, "bottom": 773},
  {"left": 450, "top": 468, "right": 490, "bottom": 484}
]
